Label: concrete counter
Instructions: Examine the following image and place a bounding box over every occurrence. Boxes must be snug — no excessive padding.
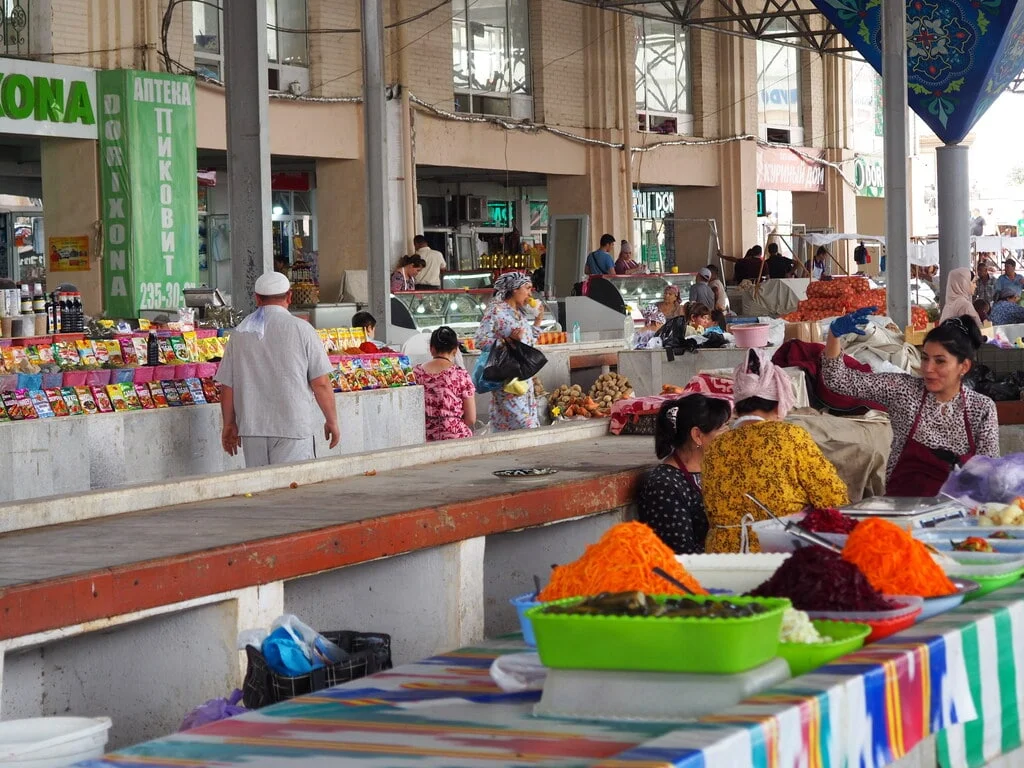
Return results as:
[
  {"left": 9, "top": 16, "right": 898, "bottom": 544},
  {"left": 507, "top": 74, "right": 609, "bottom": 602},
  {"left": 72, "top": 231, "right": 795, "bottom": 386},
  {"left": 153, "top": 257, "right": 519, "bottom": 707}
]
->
[
  {"left": 618, "top": 347, "right": 752, "bottom": 396},
  {"left": 0, "top": 386, "right": 426, "bottom": 504}
]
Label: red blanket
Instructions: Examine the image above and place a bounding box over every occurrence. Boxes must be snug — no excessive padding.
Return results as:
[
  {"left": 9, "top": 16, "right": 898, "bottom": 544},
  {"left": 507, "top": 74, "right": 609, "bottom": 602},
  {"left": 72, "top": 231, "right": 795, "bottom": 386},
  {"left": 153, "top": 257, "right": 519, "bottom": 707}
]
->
[{"left": 772, "top": 339, "right": 884, "bottom": 414}]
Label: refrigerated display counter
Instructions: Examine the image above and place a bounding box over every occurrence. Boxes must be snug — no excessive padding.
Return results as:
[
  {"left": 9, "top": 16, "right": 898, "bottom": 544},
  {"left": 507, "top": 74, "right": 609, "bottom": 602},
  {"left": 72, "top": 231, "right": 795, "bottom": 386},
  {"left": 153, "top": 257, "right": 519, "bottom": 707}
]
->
[
  {"left": 390, "top": 290, "right": 559, "bottom": 338},
  {"left": 593, "top": 273, "right": 698, "bottom": 322},
  {"left": 442, "top": 271, "right": 494, "bottom": 290}
]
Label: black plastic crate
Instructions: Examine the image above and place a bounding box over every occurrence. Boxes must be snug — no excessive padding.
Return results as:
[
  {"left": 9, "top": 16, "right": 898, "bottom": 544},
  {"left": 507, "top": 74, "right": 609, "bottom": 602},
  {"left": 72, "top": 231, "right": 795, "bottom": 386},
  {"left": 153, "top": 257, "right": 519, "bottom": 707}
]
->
[{"left": 242, "top": 631, "right": 392, "bottom": 709}]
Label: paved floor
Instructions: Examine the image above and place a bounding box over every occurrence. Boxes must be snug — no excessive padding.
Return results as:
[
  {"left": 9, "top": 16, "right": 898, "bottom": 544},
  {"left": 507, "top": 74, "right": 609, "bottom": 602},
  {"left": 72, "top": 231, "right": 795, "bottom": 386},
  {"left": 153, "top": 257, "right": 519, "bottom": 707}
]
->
[{"left": 0, "top": 434, "right": 650, "bottom": 591}]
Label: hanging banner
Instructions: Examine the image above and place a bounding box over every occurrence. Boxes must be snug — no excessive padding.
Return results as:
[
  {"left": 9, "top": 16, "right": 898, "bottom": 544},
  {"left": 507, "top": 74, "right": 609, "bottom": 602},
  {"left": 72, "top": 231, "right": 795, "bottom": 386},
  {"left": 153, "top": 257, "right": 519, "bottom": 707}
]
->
[
  {"left": 756, "top": 146, "right": 826, "bottom": 192},
  {"left": 98, "top": 70, "right": 198, "bottom": 316},
  {"left": 48, "top": 235, "right": 90, "bottom": 271}
]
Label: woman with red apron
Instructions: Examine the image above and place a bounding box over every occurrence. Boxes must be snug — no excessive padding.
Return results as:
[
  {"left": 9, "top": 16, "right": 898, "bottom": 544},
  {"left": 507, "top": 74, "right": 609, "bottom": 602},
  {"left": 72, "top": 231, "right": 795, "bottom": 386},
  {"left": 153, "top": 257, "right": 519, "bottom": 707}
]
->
[{"left": 820, "top": 307, "right": 999, "bottom": 498}]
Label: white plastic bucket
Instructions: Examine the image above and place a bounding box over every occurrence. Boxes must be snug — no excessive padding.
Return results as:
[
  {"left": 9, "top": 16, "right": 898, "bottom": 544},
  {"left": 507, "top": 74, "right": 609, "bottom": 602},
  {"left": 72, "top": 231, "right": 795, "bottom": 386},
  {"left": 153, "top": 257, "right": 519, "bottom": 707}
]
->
[{"left": 0, "top": 716, "right": 112, "bottom": 767}]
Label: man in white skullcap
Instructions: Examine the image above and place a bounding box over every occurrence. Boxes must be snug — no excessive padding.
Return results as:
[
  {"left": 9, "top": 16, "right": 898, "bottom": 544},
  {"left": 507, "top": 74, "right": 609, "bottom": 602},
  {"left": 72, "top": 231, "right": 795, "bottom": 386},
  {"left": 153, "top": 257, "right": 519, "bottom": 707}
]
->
[{"left": 215, "top": 272, "right": 340, "bottom": 467}]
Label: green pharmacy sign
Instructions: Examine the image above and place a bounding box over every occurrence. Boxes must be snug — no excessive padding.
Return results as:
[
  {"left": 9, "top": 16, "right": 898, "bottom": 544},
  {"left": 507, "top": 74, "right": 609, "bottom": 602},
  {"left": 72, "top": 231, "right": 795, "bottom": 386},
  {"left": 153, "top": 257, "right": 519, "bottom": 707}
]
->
[
  {"left": 0, "top": 58, "right": 97, "bottom": 139},
  {"left": 98, "top": 70, "right": 199, "bottom": 317}
]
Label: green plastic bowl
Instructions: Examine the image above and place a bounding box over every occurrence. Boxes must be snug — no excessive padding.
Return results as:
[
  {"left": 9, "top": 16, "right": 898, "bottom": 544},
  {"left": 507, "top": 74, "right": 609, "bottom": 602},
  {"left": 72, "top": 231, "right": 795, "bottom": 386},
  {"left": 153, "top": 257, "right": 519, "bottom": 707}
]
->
[
  {"left": 525, "top": 595, "right": 790, "bottom": 675},
  {"left": 962, "top": 567, "right": 1024, "bottom": 600},
  {"left": 777, "top": 620, "right": 871, "bottom": 677}
]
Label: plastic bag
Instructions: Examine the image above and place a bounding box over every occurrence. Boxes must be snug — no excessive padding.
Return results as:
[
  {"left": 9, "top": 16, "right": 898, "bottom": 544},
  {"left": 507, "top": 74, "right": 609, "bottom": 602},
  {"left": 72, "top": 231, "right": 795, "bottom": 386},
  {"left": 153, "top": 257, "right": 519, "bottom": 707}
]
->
[
  {"left": 472, "top": 345, "right": 502, "bottom": 394},
  {"left": 484, "top": 338, "right": 547, "bottom": 382},
  {"left": 179, "top": 689, "right": 246, "bottom": 731},
  {"left": 942, "top": 454, "right": 1024, "bottom": 505}
]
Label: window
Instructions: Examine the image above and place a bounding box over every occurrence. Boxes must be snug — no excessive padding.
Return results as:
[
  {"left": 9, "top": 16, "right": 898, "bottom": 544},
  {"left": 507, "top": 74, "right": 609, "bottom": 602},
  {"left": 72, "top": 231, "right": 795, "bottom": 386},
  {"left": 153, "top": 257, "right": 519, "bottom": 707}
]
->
[
  {"left": 452, "top": 0, "right": 531, "bottom": 117},
  {"left": 194, "top": 0, "right": 309, "bottom": 85},
  {"left": 635, "top": 18, "right": 691, "bottom": 135},
  {"left": 756, "top": 20, "right": 802, "bottom": 135}
]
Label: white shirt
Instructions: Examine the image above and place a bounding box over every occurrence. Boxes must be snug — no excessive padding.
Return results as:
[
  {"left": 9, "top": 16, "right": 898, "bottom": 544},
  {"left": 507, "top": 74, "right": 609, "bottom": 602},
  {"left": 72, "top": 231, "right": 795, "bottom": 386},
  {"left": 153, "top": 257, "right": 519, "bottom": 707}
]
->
[
  {"left": 215, "top": 306, "right": 333, "bottom": 438},
  {"left": 416, "top": 246, "right": 446, "bottom": 287}
]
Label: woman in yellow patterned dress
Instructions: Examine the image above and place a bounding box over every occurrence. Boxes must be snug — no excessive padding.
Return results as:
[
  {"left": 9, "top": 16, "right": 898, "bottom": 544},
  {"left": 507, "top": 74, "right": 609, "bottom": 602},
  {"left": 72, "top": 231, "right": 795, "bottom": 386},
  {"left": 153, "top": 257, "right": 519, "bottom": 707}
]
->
[{"left": 702, "top": 349, "right": 849, "bottom": 553}]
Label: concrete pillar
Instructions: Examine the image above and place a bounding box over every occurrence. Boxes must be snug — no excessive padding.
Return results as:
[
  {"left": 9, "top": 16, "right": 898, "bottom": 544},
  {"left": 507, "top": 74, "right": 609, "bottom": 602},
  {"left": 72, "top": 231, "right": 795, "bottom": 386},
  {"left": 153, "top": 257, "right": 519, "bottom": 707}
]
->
[
  {"left": 792, "top": 149, "right": 858, "bottom": 270},
  {"left": 548, "top": 162, "right": 630, "bottom": 252},
  {"left": 40, "top": 138, "right": 102, "bottom": 315},
  {"left": 316, "top": 158, "right": 368, "bottom": 301},
  {"left": 936, "top": 145, "right": 970, "bottom": 303},
  {"left": 882, "top": 0, "right": 911, "bottom": 327},
  {"left": 223, "top": 0, "right": 272, "bottom": 314},
  {"left": 362, "top": 0, "right": 392, "bottom": 330}
]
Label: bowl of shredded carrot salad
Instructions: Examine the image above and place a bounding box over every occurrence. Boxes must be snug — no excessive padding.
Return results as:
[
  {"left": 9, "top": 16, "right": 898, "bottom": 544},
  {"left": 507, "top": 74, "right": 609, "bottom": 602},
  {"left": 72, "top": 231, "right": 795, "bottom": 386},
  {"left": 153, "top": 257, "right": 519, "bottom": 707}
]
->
[
  {"left": 538, "top": 522, "right": 706, "bottom": 601},
  {"left": 842, "top": 518, "right": 957, "bottom": 598}
]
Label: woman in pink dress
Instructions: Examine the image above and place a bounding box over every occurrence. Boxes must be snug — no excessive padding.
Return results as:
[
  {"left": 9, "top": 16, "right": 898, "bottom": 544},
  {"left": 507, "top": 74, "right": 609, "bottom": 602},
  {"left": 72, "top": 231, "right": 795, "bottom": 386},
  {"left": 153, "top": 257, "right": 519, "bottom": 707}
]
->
[{"left": 414, "top": 326, "right": 477, "bottom": 441}]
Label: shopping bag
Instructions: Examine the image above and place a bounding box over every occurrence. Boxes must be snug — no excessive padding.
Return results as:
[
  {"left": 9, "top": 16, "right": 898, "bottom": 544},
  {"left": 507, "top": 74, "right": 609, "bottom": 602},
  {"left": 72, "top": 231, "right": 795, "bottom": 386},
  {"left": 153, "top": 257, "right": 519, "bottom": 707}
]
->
[
  {"left": 484, "top": 338, "right": 547, "bottom": 382},
  {"left": 472, "top": 346, "right": 502, "bottom": 394}
]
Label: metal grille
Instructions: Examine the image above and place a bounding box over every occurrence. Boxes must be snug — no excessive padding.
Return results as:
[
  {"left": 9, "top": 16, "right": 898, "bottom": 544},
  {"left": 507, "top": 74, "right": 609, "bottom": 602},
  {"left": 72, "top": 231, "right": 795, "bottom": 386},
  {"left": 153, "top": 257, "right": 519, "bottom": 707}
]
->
[{"left": 1, "top": 0, "right": 29, "bottom": 58}]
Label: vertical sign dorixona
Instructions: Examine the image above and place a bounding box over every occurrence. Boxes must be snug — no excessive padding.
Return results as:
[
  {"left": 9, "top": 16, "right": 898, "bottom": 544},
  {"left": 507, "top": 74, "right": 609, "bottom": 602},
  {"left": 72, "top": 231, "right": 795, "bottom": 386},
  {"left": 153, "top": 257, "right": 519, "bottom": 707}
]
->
[{"left": 98, "top": 71, "right": 198, "bottom": 316}]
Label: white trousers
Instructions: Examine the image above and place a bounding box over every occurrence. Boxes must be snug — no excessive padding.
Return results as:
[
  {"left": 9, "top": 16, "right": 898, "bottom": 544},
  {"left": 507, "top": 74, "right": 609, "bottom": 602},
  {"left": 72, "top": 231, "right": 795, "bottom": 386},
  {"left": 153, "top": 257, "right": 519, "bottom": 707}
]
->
[{"left": 241, "top": 436, "right": 316, "bottom": 468}]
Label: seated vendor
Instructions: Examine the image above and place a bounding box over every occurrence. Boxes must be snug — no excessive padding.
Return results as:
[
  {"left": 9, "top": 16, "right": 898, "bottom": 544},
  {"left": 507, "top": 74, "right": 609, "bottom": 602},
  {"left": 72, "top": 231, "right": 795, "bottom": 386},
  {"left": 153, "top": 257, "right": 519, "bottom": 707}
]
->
[
  {"left": 351, "top": 311, "right": 380, "bottom": 348},
  {"left": 822, "top": 309, "right": 999, "bottom": 497},
  {"left": 637, "top": 395, "right": 731, "bottom": 554},
  {"left": 989, "top": 291, "right": 1024, "bottom": 326},
  {"left": 702, "top": 349, "right": 849, "bottom": 553}
]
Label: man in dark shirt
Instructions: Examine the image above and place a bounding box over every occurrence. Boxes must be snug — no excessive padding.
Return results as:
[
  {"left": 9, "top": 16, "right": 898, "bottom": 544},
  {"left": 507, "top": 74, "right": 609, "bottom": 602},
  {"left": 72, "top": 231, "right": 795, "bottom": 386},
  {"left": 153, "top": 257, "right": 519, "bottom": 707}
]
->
[
  {"left": 765, "top": 243, "right": 797, "bottom": 279},
  {"left": 721, "top": 246, "right": 763, "bottom": 284}
]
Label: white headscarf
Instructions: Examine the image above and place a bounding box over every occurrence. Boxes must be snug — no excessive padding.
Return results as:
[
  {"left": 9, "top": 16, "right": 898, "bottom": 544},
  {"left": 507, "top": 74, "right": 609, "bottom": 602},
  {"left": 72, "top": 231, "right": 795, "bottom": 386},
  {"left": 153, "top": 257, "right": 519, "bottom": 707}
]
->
[
  {"left": 733, "top": 349, "right": 795, "bottom": 419},
  {"left": 493, "top": 272, "right": 532, "bottom": 300}
]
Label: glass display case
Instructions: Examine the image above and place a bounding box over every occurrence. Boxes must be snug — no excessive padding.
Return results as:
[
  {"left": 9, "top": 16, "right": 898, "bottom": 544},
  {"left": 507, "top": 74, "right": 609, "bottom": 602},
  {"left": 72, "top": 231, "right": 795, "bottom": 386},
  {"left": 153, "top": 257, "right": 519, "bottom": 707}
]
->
[
  {"left": 594, "top": 273, "right": 698, "bottom": 321},
  {"left": 391, "top": 290, "right": 558, "bottom": 336},
  {"left": 443, "top": 271, "right": 494, "bottom": 290}
]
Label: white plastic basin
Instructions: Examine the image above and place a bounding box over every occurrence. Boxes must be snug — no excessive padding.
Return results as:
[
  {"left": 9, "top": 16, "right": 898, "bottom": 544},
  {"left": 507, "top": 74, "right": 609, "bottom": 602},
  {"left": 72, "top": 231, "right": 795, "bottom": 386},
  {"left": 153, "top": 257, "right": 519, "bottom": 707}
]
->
[{"left": 0, "top": 716, "right": 111, "bottom": 767}]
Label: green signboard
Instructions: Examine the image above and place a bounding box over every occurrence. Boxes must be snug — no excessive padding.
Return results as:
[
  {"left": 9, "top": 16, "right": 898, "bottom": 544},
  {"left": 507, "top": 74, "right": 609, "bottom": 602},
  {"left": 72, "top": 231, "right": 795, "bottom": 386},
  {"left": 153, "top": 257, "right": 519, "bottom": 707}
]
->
[
  {"left": 854, "top": 155, "right": 885, "bottom": 198},
  {"left": 98, "top": 70, "right": 198, "bottom": 316}
]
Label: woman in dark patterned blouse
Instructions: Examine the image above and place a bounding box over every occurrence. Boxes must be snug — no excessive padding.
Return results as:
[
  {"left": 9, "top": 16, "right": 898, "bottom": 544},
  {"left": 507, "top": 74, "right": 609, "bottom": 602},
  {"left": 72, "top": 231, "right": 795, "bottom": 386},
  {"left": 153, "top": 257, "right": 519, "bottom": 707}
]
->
[
  {"left": 823, "top": 311, "right": 999, "bottom": 496},
  {"left": 637, "top": 395, "right": 731, "bottom": 554}
]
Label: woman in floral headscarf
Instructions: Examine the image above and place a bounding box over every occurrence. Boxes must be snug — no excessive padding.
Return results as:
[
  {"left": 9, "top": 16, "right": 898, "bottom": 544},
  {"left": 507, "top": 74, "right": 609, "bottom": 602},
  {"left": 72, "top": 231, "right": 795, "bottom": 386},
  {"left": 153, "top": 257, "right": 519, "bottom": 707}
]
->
[
  {"left": 700, "top": 348, "right": 848, "bottom": 552},
  {"left": 474, "top": 272, "right": 546, "bottom": 430}
]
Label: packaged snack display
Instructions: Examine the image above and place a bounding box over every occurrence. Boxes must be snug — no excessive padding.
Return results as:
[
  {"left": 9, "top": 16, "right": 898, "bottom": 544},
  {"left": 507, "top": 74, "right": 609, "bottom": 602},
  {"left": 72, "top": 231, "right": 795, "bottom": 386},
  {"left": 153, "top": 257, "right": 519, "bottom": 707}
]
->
[
  {"left": 106, "top": 384, "right": 128, "bottom": 411},
  {"left": 201, "top": 378, "right": 221, "bottom": 403},
  {"left": 55, "top": 342, "right": 80, "bottom": 367},
  {"left": 185, "top": 378, "right": 207, "bottom": 404},
  {"left": 170, "top": 336, "right": 191, "bottom": 363},
  {"left": 348, "top": 359, "right": 380, "bottom": 390},
  {"left": 134, "top": 383, "right": 155, "bottom": 409},
  {"left": 132, "top": 337, "right": 149, "bottom": 363},
  {"left": 103, "top": 340, "right": 125, "bottom": 367},
  {"left": 174, "top": 379, "right": 195, "bottom": 405},
  {"left": 29, "top": 390, "right": 54, "bottom": 418},
  {"left": 399, "top": 355, "right": 416, "bottom": 384},
  {"left": 148, "top": 381, "right": 170, "bottom": 408},
  {"left": 91, "top": 386, "right": 114, "bottom": 413},
  {"left": 61, "top": 387, "right": 83, "bottom": 415},
  {"left": 74, "top": 386, "right": 98, "bottom": 414},
  {"left": 0, "top": 400, "right": 7, "bottom": 420},
  {"left": 158, "top": 338, "right": 176, "bottom": 364},
  {"left": 76, "top": 340, "right": 98, "bottom": 366},
  {"left": 1, "top": 391, "right": 23, "bottom": 419},
  {"left": 93, "top": 341, "right": 110, "bottom": 365},
  {"left": 120, "top": 382, "right": 142, "bottom": 410},
  {"left": 119, "top": 338, "right": 140, "bottom": 366},
  {"left": 45, "top": 388, "right": 70, "bottom": 417},
  {"left": 378, "top": 357, "right": 406, "bottom": 388},
  {"left": 183, "top": 332, "right": 200, "bottom": 363},
  {"left": 162, "top": 381, "right": 182, "bottom": 406},
  {"left": 17, "top": 390, "right": 38, "bottom": 420}
]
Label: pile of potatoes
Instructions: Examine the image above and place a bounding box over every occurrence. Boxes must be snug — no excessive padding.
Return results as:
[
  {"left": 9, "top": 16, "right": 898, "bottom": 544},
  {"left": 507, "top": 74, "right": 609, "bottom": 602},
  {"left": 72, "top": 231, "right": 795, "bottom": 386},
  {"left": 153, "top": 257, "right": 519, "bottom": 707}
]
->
[
  {"left": 549, "top": 384, "right": 606, "bottom": 419},
  {"left": 589, "top": 373, "right": 634, "bottom": 407}
]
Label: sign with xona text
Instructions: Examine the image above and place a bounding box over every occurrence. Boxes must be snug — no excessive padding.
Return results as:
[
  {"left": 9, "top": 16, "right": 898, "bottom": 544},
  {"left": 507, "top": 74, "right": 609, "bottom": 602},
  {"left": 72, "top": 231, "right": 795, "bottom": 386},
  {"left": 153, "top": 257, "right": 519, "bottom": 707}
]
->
[
  {"left": 98, "top": 71, "right": 198, "bottom": 316},
  {"left": 0, "top": 58, "right": 97, "bottom": 139}
]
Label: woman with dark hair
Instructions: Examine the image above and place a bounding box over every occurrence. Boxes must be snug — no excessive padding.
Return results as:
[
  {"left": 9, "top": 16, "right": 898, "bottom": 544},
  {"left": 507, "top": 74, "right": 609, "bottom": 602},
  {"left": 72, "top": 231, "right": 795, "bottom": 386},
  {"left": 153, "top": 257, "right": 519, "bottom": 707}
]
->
[
  {"left": 822, "top": 308, "right": 999, "bottom": 496},
  {"left": 391, "top": 255, "right": 426, "bottom": 292},
  {"left": 701, "top": 349, "right": 848, "bottom": 552},
  {"left": 414, "top": 326, "right": 477, "bottom": 441},
  {"left": 637, "top": 395, "right": 731, "bottom": 554},
  {"left": 474, "top": 272, "right": 545, "bottom": 430}
]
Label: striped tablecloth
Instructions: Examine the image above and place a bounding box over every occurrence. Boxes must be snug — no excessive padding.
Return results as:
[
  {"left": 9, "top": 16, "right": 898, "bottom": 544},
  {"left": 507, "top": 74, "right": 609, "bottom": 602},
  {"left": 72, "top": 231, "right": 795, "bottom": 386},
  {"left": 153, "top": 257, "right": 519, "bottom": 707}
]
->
[{"left": 80, "top": 583, "right": 1024, "bottom": 768}]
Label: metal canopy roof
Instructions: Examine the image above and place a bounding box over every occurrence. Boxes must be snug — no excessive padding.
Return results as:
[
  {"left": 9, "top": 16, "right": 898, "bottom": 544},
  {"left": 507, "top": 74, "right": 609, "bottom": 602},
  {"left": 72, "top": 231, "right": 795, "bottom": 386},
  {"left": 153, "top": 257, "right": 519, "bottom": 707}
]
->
[{"left": 562, "top": 0, "right": 855, "bottom": 54}]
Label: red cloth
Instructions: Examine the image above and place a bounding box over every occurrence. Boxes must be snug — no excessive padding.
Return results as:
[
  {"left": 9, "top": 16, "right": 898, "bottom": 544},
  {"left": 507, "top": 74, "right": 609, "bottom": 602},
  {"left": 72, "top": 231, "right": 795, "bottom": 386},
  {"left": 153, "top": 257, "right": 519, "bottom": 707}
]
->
[{"left": 771, "top": 339, "right": 884, "bottom": 414}]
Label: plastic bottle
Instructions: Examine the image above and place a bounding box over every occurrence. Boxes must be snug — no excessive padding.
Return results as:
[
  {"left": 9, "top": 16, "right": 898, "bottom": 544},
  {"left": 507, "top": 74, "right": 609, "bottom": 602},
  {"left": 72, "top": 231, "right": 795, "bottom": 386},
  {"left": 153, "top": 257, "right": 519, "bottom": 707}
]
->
[
  {"left": 44, "top": 293, "right": 52, "bottom": 334},
  {"left": 60, "top": 292, "right": 73, "bottom": 331},
  {"left": 572, "top": 321, "right": 581, "bottom": 344},
  {"left": 147, "top": 332, "right": 160, "bottom": 366}
]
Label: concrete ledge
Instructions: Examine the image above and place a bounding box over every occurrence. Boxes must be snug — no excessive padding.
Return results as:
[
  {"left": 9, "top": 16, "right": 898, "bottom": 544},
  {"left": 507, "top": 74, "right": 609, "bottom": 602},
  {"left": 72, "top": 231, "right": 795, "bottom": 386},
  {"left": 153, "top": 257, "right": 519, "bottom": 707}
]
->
[
  {"left": 0, "top": 420, "right": 611, "bottom": 534},
  {"left": 0, "top": 467, "right": 638, "bottom": 641}
]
